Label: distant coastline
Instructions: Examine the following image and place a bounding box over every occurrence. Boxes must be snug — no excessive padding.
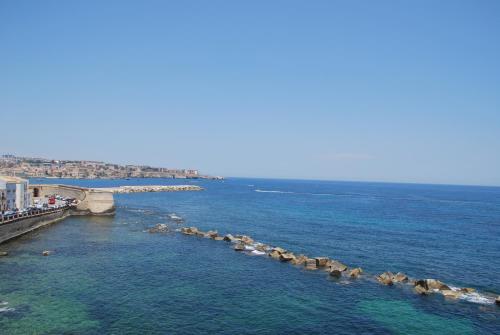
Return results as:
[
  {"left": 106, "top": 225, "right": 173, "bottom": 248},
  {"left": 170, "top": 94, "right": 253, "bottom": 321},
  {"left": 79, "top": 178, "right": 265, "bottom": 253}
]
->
[{"left": 0, "top": 154, "right": 223, "bottom": 180}]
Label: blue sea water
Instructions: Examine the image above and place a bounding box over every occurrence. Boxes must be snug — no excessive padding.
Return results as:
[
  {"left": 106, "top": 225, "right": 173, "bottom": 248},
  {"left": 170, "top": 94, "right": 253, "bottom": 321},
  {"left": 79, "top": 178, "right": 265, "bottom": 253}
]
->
[{"left": 0, "top": 178, "right": 499, "bottom": 334}]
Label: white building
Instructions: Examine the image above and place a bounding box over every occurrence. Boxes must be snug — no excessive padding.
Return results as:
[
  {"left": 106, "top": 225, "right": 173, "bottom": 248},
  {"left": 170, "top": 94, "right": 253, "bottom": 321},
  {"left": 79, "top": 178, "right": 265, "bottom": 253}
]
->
[{"left": 0, "top": 176, "right": 31, "bottom": 211}]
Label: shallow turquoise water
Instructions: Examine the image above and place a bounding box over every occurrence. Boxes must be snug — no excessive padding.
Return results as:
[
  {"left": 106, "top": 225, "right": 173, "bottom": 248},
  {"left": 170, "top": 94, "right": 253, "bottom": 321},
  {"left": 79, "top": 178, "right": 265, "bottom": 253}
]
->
[{"left": 0, "top": 178, "right": 499, "bottom": 334}]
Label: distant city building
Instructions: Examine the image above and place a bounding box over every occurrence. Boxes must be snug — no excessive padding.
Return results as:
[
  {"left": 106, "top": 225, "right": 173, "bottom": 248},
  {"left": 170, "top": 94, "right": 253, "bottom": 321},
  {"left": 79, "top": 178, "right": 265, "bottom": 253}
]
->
[
  {"left": 0, "top": 176, "right": 31, "bottom": 210},
  {"left": 0, "top": 155, "right": 222, "bottom": 180}
]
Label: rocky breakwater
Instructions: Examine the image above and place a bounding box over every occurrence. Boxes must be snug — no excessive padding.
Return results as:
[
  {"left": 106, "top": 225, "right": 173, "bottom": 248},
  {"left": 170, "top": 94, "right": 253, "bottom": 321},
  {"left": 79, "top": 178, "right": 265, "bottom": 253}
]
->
[
  {"left": 97, "top": 185, "right": 204, "bottom": 194},
  {"left": 176, "top": 226, "right": 500, "bottom": 307}
]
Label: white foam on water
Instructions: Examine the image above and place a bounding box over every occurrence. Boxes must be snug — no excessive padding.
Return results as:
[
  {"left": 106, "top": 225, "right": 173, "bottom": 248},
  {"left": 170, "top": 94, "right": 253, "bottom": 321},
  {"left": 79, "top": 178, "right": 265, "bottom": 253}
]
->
[
  {"left": 460, "top": 293, "right": 494, "bottom": 305},
  {"left": 0, "top": 301, "right": 7, "bottom": 306},
  {"left": 255, "top": 189, "right": 335, "bottom": 196},
  {"left": 255, "top": 189, "right": 294, "bottom": 194},
  {"left": 244, "top": 245, "right": 256, "bottom": 251},
  {"left": 251, "top": 250, "right": 266, "bottom": 256},
  {"left": 0, "top": 307, "right": 15, "bottom": 313}
]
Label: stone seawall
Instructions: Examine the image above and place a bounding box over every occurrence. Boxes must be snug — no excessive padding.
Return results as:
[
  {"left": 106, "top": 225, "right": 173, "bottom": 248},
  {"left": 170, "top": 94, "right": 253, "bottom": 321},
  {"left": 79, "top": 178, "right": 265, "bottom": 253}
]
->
[
  {"left": 0, "top": 210, "right": 70, "bottom": 244},
  {"left": 30, "top": 184, "right": 115, "bottom": 215}
]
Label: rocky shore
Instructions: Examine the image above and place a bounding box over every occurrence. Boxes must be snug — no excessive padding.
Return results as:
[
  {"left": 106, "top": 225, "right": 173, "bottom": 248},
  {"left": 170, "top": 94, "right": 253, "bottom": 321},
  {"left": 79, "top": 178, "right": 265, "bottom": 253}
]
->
[
  {"left": 174, "top": 226, "right": 500, "bottom": 307},
  {"left": 96, "top": 185, "right": 204, "bottom": 194}
]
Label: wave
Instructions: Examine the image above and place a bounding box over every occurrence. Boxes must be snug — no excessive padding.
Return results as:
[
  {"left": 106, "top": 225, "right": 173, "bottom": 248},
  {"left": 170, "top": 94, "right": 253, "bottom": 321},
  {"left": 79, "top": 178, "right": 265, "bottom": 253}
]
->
[
  {"left": 0, "top": 302, "right": 14, "bottom": 313},
  {"left": 168, "top": 213, "right": 183, "bottom": 221},
  {"left": 255, "top": 189, "right": 334, "bottom": 196}
]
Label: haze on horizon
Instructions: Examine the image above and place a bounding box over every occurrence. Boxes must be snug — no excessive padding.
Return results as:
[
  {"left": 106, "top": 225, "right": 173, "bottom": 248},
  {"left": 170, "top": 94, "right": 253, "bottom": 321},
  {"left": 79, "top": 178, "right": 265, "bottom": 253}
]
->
[{"left": 1, "top": 1, "right": 499, "bottom": 186}]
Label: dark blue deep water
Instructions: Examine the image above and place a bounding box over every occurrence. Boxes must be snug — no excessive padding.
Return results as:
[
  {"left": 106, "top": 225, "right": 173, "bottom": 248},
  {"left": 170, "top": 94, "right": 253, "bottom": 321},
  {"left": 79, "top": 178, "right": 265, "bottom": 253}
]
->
[{"left": 1, "top": 178, "right": 499, "bottom": 334}]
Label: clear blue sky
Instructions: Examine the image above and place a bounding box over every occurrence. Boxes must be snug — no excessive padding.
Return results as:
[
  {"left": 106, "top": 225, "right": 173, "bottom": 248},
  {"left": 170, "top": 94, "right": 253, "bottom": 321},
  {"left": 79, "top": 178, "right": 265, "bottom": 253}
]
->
[{"left": 1, "top": 1, "right": 499, "bottom": 185}]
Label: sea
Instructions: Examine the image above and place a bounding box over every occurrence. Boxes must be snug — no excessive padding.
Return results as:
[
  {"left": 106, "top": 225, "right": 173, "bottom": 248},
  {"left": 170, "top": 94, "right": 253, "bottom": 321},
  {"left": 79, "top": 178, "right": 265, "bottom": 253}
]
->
[{"left": 0, "top": 178, "right": 499, "bottom": 334}]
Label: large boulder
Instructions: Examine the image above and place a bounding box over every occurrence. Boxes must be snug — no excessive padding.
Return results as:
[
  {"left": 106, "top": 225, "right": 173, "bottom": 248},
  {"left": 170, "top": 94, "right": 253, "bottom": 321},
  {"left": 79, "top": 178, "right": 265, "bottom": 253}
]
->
[
  {"left": 305, "top": 258, "right": 317, "bottom": 270},
  {"left": 459, "top": 287, "right": 475, "bottom": 293},
  {"left": 315, "top": 257, "right": 330, "bottom": 268},
  {"left": 240, "top": 236, "right": 254, "bottom": 245},
  {"left": 268, "top": 250, "right": 281, "bottom": 260},
  {"left": 280, "top": 253, "right": 296, "bottom": 262},
  {"left": 425, "top": 279, "right": 450, "bottom": 291},
  {"left": 393, "top": 272, "right": 409, "bottom": 283},
  {"left": 214, "top": 236, "right": 224, "bottom": 241},
  {"left": 223, "top": 234, "right": 236, "bottom": 242},
  {"left": 272, "top": 247, "right": 287, "bottom": 254},
  {"left": 496, "top": 296, "right": 500, "bottom": 305},
  {"left": 329, "top": 260, "right": 348, "bottom": 272},
  {"left": 291, "top": 254, "right": 308, "bottom": 266},
  {"left": 349, "top": 268, "right": 363, "bottom": 278},
  {"left": 255, "top": 244, "right": 270, "bottom": 252},
  {"left": 377, "top": 272, "right": 394, "bottom": 286},
  {"left": 414, "top": 279, "right": 429, "bottom": 294},
  {"left": 181, "top": 227, "right": 198, "bottom": 235},
  {"left": 205, "top": 230, "right": 218, "bottom": 239}
]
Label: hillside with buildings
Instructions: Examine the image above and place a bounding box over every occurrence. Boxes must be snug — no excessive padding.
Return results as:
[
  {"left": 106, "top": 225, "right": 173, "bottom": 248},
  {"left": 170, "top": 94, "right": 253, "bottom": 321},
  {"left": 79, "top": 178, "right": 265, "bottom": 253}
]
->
[{"left": 0, "top": 154, "right": 222, "bottom": 180}]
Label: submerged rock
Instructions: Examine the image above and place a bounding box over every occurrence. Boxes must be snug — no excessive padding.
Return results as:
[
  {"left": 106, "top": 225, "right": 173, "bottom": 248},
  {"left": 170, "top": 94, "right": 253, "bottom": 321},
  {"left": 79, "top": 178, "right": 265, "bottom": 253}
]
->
[
  {"left": 377, "top": 272, "right": 394, "bottom": 286},
  {"left": 349, "top": 268, "right": 363, "bottom": 278},
  {"left": 42, "top": 250, "right": 51, "bottom": 256},
  {"left": 0, "top": 251, "right": 8, "bottom": 257}
]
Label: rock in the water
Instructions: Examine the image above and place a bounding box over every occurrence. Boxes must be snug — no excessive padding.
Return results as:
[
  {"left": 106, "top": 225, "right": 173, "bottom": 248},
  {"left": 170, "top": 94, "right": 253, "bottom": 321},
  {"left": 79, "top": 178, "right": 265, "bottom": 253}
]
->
[
  {"left": 291, "top": 254, "right": 308, "bottom": 266},
  {"left": 42, "top": 250, "right": 51, "bottom": 256},
  {"left": 329, "top": 260, "right": 348, "bottom": 272},
  {"left": 280, "top": 253, "right": 296, "bottom": 262},
  {"left": 205, "top": 230, "right": 218, "bottom": 239},
  {"left": 305, "top": 258, "right": 317, "bottom": 270},
  {"left": 315, "top": 257, "right": 330, "bottom": 268},
  {"left": 269, "top": 250, "right": 282, "bottom": 260},
  {"left": 213, "top": 236, "right": 224, "bottom": 241},
  {"left": 223, "top": 234, "right": 236, "bottom": 242},
  {"left": 459, "top": 287, "right": 475, "bottom": 293},
  {"left": 349, "top": 268, "right": 363, "bottom": 278},
  {"left": 440, "top": 290, "right": 463, "bottom": 299},
  {"left": 240, "top": 236, "right": 254, "bottom": 245},
  {"left": 234, "top": 244, "right": 245, "bottom": 251},
  {"left": 0, "top": 251, "right": 8, "bottom": 257},
  {"left": 377, "top": 272, "right": 394, "bottom": 286},
  {"left": 272, "top": 247, "right": 287, "bottom": 254},
  {"left": 181, "top": 227, "right": 198, "bottom": 235},
  {"left": 414, "top": 279, "right": 429, "bottom": 294},
  {"left": 255, "top": 244, "right": 270, "bottom": 252},
  {"left": 425, "top": 279, "right": 450, "bottom": 291},
  {"left": 329, "top": 269, "right": 342, "bottom": 278},
  {"left": 495, "top": 296, "right": 500, "bottom": 305},
  {"left": 148, "top": 223, "right": 169, "bottom": 233},
  {"left": 393, "top": 272, "right": 408, "bottom": 283}
]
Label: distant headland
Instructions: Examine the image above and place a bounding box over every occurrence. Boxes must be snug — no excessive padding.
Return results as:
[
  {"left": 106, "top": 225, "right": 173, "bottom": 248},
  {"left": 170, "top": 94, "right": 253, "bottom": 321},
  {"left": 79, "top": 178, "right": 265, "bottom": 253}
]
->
[{"left": 0, "top": 154, "right": 223, "bottom": 180}]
